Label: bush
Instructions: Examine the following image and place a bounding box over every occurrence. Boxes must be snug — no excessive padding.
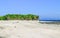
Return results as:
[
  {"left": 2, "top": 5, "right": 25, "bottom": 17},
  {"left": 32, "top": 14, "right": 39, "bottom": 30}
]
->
[
  {"left": 0, "top": 16, "right": 7, "bottom": 20},
  {"left": 0, "top": 14, "right": 39, "bottom": 20}
]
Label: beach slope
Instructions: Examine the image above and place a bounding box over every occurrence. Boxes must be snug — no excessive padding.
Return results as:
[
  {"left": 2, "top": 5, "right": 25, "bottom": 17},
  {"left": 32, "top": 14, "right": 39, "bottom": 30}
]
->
[{"left": 0, "top": 20, "right": 60, "bottom": 38}]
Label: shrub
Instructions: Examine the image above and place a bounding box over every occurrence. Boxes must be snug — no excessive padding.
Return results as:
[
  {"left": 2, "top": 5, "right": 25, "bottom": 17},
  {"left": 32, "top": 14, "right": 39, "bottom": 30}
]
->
[
  {"left": 0, "top": 16, "right": 7, "bottom": 20},
  {"left": 0, "top": 14, "right": 39, "bottom": 20}
]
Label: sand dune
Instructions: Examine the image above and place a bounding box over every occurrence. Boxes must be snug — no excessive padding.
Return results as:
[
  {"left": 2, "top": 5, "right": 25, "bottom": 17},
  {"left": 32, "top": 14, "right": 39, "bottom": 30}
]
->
[{"left": 0, "top": 20, "right": 60, "bottom": 38}]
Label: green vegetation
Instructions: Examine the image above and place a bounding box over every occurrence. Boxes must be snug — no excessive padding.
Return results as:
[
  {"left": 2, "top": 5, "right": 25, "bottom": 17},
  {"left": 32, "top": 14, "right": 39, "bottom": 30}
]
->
[
  {"left": 0, "top": 14, "right": 39, "bottom": 20},
  {"left": 0, "top": 16, "right": 7, "bottom": 20}
]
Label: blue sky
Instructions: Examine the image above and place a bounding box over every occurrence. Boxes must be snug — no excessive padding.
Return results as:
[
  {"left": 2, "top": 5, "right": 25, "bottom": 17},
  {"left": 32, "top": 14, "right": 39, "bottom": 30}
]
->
[{"left": 0, "top": 0, "right": 60, "bottom": 20}]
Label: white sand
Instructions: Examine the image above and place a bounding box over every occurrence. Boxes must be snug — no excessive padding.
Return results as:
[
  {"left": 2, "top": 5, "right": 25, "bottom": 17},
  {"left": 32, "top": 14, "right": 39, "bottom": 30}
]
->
[{"left": 0, "top": 20, "right": 60, "bottom": 38}]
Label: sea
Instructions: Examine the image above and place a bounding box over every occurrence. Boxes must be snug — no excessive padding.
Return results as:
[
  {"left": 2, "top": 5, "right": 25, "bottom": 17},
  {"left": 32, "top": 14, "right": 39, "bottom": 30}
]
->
[{"left": 39, "top": 20, "right": 60, "bottom": 24}]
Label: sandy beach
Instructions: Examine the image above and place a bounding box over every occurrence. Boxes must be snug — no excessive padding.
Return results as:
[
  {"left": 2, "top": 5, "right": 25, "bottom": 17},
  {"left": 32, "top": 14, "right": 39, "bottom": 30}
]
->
[{"left": 0, "top": 20, "right": 60, "bottom": 38}]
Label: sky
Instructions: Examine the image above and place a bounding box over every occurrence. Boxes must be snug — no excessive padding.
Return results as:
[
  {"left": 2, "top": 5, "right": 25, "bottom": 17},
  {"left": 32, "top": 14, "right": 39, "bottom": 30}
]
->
[{"left": 0, "top": 0, "right": 60, "bottom": 20}]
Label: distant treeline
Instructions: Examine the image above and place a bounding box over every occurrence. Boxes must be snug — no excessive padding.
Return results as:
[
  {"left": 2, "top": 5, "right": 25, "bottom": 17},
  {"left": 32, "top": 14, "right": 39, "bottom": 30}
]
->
[{"left": 0, "top": 14, "right": 39, "bottom": 20}]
